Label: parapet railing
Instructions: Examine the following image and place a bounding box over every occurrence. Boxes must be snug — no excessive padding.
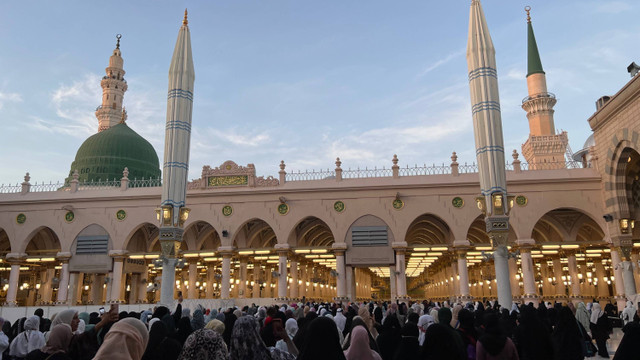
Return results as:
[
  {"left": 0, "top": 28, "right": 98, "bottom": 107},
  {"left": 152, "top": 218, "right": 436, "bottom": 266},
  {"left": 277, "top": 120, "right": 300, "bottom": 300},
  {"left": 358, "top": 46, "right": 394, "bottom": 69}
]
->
[{"left": 0, "top": 154, "right": 586, "bottom": 194}]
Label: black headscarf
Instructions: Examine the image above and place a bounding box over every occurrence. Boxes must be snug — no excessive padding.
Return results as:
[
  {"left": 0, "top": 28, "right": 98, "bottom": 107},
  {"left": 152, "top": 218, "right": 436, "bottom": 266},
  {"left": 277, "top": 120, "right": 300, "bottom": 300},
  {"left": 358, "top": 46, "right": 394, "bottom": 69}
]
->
[
  {"left": 293, "top": 311, "right": 317, "bottom": 351},
  {"left": 153, "top": 306, "right": 171, "bottom": 320},
  {"left": 297, "top": 316, "right": 346, "bottom": 360},
  {"left": 513, "top": 305, "right": 554, "bottom": 360},
  {"left": 222, "top": 311, "right": 237, "bottom": 347},
  {"left": 142, "top": 320, "right": 182, "bottom": 360},
  {"left": 175, "top": 316, "right": 194, "bottom": 345},
  {"left": 393, "top": 322, "right": 420, "bottom": 360},
  {"left": 420, "top": 323, "right": 466, "bottom": 360},
  {"left": 614, "top": 322, "right": 640, "bottom": 360},
  {"left": 376, "top": 314, "right": 402, "bottom": 360},
  {"left": 374, "top": 307, "right": 383, "bottom": 325},
  {"left": 478, "top": 312, "right": 507, "bottom": 356},
  {"left": 550, "top": 307, "right": 583, "bottom": 360}
]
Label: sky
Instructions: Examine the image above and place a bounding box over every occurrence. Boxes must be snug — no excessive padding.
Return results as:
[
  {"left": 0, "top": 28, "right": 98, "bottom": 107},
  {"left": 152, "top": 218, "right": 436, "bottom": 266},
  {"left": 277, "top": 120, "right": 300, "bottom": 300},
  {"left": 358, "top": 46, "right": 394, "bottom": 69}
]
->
[{"left": 0, "top": 0, "right": 638, "bottom": 185}]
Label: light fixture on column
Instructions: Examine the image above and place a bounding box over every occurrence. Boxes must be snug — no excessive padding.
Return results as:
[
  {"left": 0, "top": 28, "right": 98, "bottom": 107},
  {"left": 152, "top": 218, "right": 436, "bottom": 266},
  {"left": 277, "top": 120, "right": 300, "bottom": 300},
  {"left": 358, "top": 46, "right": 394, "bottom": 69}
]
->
[{"left": 619, "top": 218, "right": 634, "bottom": 234}]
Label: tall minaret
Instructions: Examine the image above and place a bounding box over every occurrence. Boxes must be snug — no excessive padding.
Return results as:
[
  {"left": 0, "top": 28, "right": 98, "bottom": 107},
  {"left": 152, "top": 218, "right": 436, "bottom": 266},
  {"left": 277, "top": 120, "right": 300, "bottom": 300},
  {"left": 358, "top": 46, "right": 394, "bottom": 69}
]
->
[
  {"left": 521, "top": 6, "right": 567, "bottom": 168},
  {"left": 96, "top": 35, "right": 128, "bottom": 132},
  {"left": 158, "top": 9, "right": 195, "bottom": 306},
  {"left": 466, "top": 0, "right": 513, "bottom": 309}
]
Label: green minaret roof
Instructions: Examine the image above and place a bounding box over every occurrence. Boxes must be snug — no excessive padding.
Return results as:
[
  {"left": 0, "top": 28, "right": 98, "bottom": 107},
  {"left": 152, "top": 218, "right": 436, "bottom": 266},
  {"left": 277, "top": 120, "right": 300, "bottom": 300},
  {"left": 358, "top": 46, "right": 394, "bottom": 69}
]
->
[{"left": 527, "top": 18, "right": 545, "bottom": 77}]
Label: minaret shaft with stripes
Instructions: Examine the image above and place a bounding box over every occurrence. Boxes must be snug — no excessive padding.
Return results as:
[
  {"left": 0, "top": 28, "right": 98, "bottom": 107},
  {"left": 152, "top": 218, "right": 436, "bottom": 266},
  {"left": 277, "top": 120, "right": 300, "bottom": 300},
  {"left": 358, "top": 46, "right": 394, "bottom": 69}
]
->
[
  {"left": 467, "top": 0, "right": 513, "bottom": 309},
  {"left": 158, "top": 10, "right": 195, "bottom": 306}
]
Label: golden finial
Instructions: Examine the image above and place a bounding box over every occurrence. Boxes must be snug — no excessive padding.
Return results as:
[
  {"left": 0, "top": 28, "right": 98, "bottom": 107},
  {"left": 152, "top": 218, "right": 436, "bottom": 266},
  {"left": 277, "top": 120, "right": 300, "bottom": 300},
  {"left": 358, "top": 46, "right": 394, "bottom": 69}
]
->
[
  {"left": 116, "top": 34, "right": 122, "bottom": 49},
  {"left": 525, "top": 6, "right": 531, "bottom": 23},
  {"left": 183, "top": 8, "right": 188, "bottom": 25}
]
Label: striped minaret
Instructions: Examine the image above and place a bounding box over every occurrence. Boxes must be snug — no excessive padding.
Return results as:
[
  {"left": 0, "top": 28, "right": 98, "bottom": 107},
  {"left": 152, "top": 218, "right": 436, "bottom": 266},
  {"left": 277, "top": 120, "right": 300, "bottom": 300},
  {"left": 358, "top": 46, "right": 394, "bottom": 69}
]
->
[
  {"left": 467, "top": 0, "right": 512, "bottom": 309},
  {"left": 159, "top": 9, "right": 195, "bottom": 306}
]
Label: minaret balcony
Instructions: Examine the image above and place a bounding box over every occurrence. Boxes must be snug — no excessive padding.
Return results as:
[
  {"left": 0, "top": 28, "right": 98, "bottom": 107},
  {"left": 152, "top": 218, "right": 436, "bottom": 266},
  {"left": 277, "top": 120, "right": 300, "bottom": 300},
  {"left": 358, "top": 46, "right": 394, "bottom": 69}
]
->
[{"left": 522, "top": 92, "right": 555, "bottom": 104}]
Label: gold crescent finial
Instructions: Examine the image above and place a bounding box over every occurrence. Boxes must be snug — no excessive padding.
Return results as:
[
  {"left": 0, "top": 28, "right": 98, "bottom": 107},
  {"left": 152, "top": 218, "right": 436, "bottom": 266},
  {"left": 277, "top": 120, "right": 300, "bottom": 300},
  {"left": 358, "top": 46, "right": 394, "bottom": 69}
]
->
[
  {"left": 525, "top": 6, "right": 531, "bottom": 23},
  {"left": 183, "top": 8, "right": 188, "bottom": 25},
  {"left": 116, "top": 34, "right": 122, "bottom": 49}
]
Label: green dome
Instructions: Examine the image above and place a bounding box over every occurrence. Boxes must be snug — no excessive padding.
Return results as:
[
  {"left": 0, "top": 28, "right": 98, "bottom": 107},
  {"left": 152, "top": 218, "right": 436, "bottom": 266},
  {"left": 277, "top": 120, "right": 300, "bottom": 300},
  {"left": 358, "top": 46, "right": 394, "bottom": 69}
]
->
[{"left": 66, "top": 123, "right": 160, "bottom": 184}]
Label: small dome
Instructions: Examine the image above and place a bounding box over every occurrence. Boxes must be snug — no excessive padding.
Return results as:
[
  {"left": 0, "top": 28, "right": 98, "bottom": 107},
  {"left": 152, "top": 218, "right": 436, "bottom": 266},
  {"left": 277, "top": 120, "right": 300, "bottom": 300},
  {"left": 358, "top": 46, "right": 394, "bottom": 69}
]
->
[
  {"left": 572, "top": 134, "right": 595, "bottom": 162},
  {"left": 66, "top": 123, "right": 160, "bottom": 184}
]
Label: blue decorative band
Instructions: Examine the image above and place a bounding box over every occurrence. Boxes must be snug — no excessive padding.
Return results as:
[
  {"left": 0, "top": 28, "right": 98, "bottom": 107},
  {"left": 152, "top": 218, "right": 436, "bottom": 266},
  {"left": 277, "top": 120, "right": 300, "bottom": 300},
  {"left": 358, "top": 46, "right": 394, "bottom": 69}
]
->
[
  {"left": 471, "top": 101, "right": 501, "bottom": 114},
  {"left": 162, "top": 199, "right": 186, "bottom": 206},
  {"left": 480, "top": 187, "right": 507, "bottom": 196},
  {"left": 163, "top": 162, "right": 189, "bottom": 170},
  {"left": 476, "top": 145, "right": 504, "bottom": 155},
  {"left": 468, "top": 67, "right": 497, "bottom": 82},
  {"left": 167, "top": 89, "right": 193, "bottom": 101},
  {"left": 166, "top": 120, "right": 192, "bottom": 132}
]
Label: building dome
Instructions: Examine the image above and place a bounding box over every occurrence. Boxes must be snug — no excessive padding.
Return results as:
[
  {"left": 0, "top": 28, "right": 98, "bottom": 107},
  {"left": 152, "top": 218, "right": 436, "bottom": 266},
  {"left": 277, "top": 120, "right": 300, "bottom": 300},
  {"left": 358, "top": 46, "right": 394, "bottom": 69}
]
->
[
  {"left": 572, "top": 134, "right": 595, "bottom": 162},
  {"left": 66, "top": 123, "right": 160, "bottom": 184}
]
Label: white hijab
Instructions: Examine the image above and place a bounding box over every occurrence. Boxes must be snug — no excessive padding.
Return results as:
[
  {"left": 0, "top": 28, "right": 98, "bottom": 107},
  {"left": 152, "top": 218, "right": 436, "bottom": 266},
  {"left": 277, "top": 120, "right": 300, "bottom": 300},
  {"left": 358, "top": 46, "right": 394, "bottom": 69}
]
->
[
  {"left": 9, "top": 316, "right": 45, "bottom": 358},
  {"left": 417, "top": 314, "right": 435, "bottom": 346},
  {"left": 590, "top": 303, "right": 603, "bottom": 324}
]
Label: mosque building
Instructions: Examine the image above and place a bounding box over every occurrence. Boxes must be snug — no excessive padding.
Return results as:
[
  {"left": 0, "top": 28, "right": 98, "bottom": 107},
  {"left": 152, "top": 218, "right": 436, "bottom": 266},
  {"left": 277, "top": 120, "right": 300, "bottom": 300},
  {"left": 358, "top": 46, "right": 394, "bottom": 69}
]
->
[{"left": 1, "top": 2, "right": 639, "bottom": 316}]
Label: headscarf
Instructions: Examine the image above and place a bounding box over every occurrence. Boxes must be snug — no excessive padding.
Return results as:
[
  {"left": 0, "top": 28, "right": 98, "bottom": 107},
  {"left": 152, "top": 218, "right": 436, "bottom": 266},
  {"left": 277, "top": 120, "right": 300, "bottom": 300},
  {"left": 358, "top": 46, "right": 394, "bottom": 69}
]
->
[
  {"left": 590, "top": 303, "right": 603, "bottom": 324},
  {"left": 140, "top": 310, "right": 153, "bottom": 324},
  {"left": 182, "top": 308, "right": 191, "bottom": 319},
  {"left": 334, "top": 308, "right": 347, "bottom": 333},
  {"left": 429, "top": 308, "right": 439, "bottom": 323},
  {"left": 437, "top": 307, "right": 452, "bottom": 327},
  {"left": 93, "top": 317, "right": 149, "bottom": 360},
  {"left": 191, "top": 309, "right": 205, "bottom": 331},
  {"left": 622, "top": 301, "right": 636, "bottom": 325},
  {"left": 575, "top": 302, "right": 590, "bottom": 331},
  {"left": 393, "top": 322, "right": 420, "bottom": 360},
  {"left": 233, "top": 309, "right": 242, "bottom": 319},
  {"left": 551, "top": 306, "right": 583, "bottom": 359},
  {"left": 613, "top": 322, "right": 640, "bottom": 360},
  {"left": 421, "top": 323, "right": 466, "bottom": 360},
  {"left": 477, "top": 312, "right": 507, "bottom": 356},
  {"left": 229, "top": 316, "right": 272, "bottom": 360},
  {"left": 344, "top": 326, "right": 381, "bottom": 360},
  {"left": 41, "top": 324, "right": 73, "bottom": 354},
  {"left": 222, "top": 311, "right": 237, "bottom": 346},
  {"left": 175, "top": 317, "right": 194, "bottom": 345},
  {"left": 417, "top": 315, "right": 434, "bottom": 346},
  {"left": 148, "top": 318, "right": 160, "bottom": 331},
  {"left": 9, "top": 315, "right": 45, "bottom": 358},
  {"left": 142, "top": 321, "right": 182, "bottom": 360},
  {"left": 178, "top": 329, "right": 228, "bottom": 360},
  {"left": 298, "top": 317, "right": 346, "bottom": 360},
  {"left": 205, "top": 319, "right": 225, "bottom": 336},
  {"left": 450, "top": 304, "right": 462, "bottom": 328},
  {"left": 51, "top": 309, "right": 77, "bottom": 328},
  {"left": 76, "top": 319, "right": 86, "bottom": 334},
  {"left": 285, "top": 318, "right": 298, "bottom": 339}
]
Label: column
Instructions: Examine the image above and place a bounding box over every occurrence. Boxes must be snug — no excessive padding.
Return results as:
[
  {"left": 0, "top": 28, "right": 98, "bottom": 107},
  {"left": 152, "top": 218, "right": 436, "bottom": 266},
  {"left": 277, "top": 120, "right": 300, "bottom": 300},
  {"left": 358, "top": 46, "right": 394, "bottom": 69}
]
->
[
  {"left": 206, "top": 267, "right": 215, "bottom": 298},
  {"left": 552, "top": 258, "right": 565, "bottom": 298},
  {"left": 299, "top": 262, "right": 307, "bottom": 298},
  {"left": 335, "top": 250, "right": 347, "bottom": 300},
  {"left": 40, "top": 268, "right": 56, "bottom": 304},
  {"left": 5, "top": 262, "right": 21, "bottom": 306},
  {"left": 221, "top": 252, "right": 232, "bottom": 299},
  {"left": 238, "top": 258, "right": 248, "bottom": 298},
  {"left": 456, "top": 251, "right": 471, "bottom": 301},
  {"left": 252, "top": 264, "right": 261, "bottom": 298},
  {"left": 290, "top": 258, "right": 298, "bottom": 299},
  {"left": 594, "top": 261, "right": 609, "bottom": 298},
  {"left": 632, "top": 253, "right": 640, "bottom": 293},
  {"left": 110, "top": 257, "right": 124, "bottom": 303},
  {"left": 276, "top": 248, "right": 289, "bottom": 299},
  {"left": 93, "top": 274, "right": 105, "bottom": 304},
  {"left": 187, "top": 263, "right": 197, "bottom": 299},
  {"left": 395, "top": 248, "right": 407, "bottom": 298},
  {"left": 346, "top": 265, "right": 355, "bottom": 301},
  {"left": 138, "top": 272, "right": 148, "bottom": 303},
  {"left": 519, "top": 246, "right": 539, "bottom": 305},
  {"left": 67, "top": 272, "right": 79, "bottom": 305},
  {"left": 567, "top": 252, "right": 581, "bottom": 300},
  {"left": 509, "top": 257, "right": 520, "bottom": 299},
  {"left": 56, "top": 260, "right": 70, "bottom": 304},
  {"left": 617, "top": 246, "right": 638, "bottom": 299},
  {"left": 130, "top": 274, "right": 139, "bottom": 303},
  {"left": 610, "top": 248, "right": 627, "bottom": 310}
]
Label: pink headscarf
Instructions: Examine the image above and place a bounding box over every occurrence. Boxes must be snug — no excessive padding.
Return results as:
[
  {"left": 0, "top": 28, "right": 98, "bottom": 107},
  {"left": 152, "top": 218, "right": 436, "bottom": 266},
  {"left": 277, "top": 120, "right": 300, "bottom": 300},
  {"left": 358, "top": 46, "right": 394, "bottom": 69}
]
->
[
  {"left": 41, "top": 324, "right": 73, "bottom": 354},
  {"left": 344, "top": 326, "right": 381, "bottom": 360},
  {"left": 93, "top": 318, "right": 149, "bottom": 360}
]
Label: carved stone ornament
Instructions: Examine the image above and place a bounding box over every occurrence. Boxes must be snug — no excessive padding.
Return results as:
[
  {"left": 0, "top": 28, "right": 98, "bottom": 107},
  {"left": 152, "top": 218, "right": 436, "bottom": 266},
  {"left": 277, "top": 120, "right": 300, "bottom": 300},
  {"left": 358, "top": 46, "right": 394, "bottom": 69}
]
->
[
  {"left": 334, "top": 201, "right": 346, "bottom": 213},
  {"left": 16, "top": 213, "right": 26, "bottom": 224},
  {"left": 64, "top": 211, "right": 75, "bottom": 223},
  {"left": 515, "top": 195, "right": 528, "bottom": 206},
  {"left": 278, "top": 203, "right": 289, "bottom": 215},
  {"left": 116, "top": 209, "right": 127, "bottom": 221},
  {"left": 222, "top": 205, "right": 233, "bottom": 217},
  {"left": 452, "top": 197, "right": 464, "bottom": 208},
  {"left": 392, "top": 199, "right": 404, "bottom": 210}
]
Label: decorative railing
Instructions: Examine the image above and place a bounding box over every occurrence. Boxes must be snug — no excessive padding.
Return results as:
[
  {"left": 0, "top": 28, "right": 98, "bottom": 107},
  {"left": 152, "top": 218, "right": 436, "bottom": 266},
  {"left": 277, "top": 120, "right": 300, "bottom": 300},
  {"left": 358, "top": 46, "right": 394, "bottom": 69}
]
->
[
  {"left": 342, "top": 167, "right": 393, "bottom": 179},
  {"left": 522, "top": 92, "right": 556, "bottom": 104},
  {"left": 398, "top": 164, "right": 449, "bottom": 176},
  {"left": 286, "top": 169, "right": 336, "bottom": 182},
  {"left": 0, "top": 156, "right": 589, "bottom": 195}
]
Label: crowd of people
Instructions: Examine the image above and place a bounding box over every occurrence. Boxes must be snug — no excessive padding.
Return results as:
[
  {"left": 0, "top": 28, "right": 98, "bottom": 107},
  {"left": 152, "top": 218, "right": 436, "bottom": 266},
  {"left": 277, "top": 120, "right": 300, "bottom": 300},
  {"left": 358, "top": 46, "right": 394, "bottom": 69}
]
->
[{"left": 0, "top": 297, "right": 638, "bottom": 360}]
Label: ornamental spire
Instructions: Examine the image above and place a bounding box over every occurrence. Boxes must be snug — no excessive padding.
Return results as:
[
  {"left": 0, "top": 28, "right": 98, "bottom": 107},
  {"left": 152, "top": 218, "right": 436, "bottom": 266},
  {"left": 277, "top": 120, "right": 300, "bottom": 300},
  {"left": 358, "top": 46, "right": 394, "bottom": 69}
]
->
[
  {"left": 526, "top": 6, "right": 544, "bottom": 77},
  {"left": 95, "top": 34, "right": 128, "bottom": 132},
  {"left": 183, "top": 8, "right": 188, "bottom": 26}
]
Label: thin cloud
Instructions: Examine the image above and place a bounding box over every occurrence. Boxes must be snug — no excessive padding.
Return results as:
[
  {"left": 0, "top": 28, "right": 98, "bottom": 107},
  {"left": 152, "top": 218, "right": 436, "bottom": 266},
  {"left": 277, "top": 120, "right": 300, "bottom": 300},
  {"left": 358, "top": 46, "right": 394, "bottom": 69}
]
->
[
  {"left": 417, "top": 49, "right": 466, "bottom": 78},
  {"left": 595, "top": 1, "right": 631, "bottom": 14},
  {"left": 0, "top": 91, "right": 23, "bottom": 109}
]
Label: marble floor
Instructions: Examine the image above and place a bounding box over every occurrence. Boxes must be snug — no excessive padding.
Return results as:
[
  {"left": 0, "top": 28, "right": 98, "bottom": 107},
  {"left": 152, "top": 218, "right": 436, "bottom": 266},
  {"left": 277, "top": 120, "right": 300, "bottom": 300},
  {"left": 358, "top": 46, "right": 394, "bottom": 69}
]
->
[{"left": 586, "top": 328, "right": 623, "bottom": 359}]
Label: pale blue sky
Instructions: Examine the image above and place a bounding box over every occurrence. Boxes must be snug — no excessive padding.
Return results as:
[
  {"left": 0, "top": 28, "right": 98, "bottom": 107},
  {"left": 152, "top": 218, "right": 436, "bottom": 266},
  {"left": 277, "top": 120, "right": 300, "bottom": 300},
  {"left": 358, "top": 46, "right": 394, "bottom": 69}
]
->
[{"left": 0, "top": 1, "right": 638, "bottom": 185}]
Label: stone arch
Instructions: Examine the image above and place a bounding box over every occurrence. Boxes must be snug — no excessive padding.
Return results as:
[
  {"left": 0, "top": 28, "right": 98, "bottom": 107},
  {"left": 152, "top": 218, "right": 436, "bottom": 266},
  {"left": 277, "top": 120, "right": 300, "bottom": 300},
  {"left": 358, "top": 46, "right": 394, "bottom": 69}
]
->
[
  {"left": 70, "top": 224, "right": 112, "bottom": 252},
  {"left": 183, "top": 221, "right": 220, "bottom": 251},
  {"left": 287, "top": 217, "right": 335, "bottom": 248},
  {"left": 465, "top": 215, "right": 517, "bottom": 244},
  {"left": 232, "top": 218, "right": 277, "bottom": 249},
  {"left": 0, "top": 228, "right": 10, "bottom": 257},
  {"left": 603, "top": 129, "right": 640, "bottom": 218},
  {"left": 22, "top": 226, "right": 61, "bottom": 256},
  {"left": 125, "top": 223, "right": 160, "bottom": 253},
  {"left": 405, "top": 214, "right": 453, "bottom": 245},
  {"left": 531, "top": 208, "right": 605, "bottom": 243}
]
